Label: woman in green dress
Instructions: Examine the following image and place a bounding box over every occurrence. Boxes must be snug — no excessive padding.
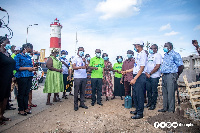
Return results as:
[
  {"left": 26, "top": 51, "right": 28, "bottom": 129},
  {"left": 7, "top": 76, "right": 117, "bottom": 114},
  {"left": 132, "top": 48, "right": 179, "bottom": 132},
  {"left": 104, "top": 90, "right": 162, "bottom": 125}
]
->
[{"left": 43, "top": 49, "right": 64, "bottom": 105}]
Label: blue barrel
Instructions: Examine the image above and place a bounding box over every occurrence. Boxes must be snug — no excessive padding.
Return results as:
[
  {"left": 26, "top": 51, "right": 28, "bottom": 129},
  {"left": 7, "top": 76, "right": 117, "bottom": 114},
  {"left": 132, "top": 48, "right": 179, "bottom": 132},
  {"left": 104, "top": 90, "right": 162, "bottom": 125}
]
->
[{"left": 124, "top": 96, "right": 132, "bottom": 109}]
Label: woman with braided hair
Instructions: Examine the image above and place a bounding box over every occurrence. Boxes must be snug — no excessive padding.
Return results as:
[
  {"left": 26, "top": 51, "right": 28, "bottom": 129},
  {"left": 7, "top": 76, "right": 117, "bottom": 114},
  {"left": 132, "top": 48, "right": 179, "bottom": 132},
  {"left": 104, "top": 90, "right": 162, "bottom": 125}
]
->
[{"left": 0, "top": 36, "right": 16, "bottom": 125}]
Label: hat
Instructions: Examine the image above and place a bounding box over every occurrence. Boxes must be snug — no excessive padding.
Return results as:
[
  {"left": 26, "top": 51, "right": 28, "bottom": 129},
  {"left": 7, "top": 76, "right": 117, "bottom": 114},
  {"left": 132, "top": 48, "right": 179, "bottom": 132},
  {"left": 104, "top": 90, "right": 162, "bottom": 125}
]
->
[
  {"left": 15, "top": 46, "right": 21, "bottom": 51},
  {"left": 133, "top": 40, "right": 144, "bottom": 46}
]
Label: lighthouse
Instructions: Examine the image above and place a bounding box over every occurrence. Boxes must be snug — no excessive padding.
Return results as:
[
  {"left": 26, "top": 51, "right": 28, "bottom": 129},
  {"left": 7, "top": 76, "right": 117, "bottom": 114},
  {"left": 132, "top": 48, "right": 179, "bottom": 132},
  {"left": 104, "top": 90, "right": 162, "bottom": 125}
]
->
[{"left": 50, "top": 18, "right": 62, "bottom": 56}]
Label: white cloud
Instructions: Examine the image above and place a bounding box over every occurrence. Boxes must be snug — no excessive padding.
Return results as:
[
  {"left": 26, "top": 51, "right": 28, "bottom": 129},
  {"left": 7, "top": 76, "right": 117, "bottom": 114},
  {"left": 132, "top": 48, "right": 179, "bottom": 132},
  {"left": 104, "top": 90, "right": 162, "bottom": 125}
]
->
[
  {"left": 95, "top": 0, "right": 141, "bottom": 20},
  {"left": 164, "top": 31, "right": 179, "bottom": 36},
  {"left": 194, "top": 24, "right": 200, "bottom": 31},
  {"left": 159, "top": 23, "right": 171, "bottom": 31}
]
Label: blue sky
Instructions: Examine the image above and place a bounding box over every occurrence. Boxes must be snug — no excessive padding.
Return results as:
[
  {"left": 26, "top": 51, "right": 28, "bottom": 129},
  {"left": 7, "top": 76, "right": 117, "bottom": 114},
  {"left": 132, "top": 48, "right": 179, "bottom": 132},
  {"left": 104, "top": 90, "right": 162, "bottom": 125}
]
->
[{"left": 1, "top": 0, "right": 200, "bottom": 63}]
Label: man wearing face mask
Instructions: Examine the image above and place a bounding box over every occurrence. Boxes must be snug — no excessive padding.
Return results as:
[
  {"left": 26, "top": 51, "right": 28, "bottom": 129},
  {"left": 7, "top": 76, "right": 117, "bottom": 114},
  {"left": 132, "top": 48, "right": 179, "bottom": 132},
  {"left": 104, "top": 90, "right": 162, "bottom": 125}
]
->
[
  {"left": 159, "top": 42, "right": 184, "bottom": 113},
  {"left": 122, "top": 41, "right": 147, "bottom": 119},
  {"left": 121, "top": 50, "right": 135, "bottom": 97},
  {"left": 72, "top": 47, "right": 88, "bottom": 111},
  {"left": 89, "top": 49, "right": 104, "bottom": 106},
  {"left": 144, "top": 44, "right": 162, "bottom": 110},
  {"left": 59, "top": 50, "right": 70, "bottom": 99}
]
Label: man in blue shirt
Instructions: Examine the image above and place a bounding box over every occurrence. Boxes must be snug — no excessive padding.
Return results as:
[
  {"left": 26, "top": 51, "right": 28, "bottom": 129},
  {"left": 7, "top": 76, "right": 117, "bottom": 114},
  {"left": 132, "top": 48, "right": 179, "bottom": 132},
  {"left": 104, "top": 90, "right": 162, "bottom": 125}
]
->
[{"left": 159, "top": 42, "right": 184, "bottom": 113}]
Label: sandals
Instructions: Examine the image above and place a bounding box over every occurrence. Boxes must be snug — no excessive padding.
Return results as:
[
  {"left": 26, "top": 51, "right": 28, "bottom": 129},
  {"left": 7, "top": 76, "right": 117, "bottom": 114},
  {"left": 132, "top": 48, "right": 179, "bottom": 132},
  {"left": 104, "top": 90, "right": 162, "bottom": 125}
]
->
[{"left": 30, "top": 104, "right": 37, "bottom": 107}]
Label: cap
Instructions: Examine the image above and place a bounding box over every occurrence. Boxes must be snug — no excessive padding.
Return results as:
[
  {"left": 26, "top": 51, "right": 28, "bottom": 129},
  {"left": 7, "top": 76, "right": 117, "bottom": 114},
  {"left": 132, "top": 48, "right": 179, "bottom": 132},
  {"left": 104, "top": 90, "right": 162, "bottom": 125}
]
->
[{"left": 133, "top": 40, "right": 144, "bottom": 46}]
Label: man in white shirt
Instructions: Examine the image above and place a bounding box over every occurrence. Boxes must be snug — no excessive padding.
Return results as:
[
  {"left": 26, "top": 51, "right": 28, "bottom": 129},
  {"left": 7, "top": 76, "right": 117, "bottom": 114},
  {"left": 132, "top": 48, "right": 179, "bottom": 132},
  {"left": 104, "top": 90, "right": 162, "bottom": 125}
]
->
[
  {"left": 144, "top": 44, "right": 162, "bottom": 110},
  {"left": 122, "top": 41, "right": 147, "bottom": 119},
  {"left": 72, "top": 47, "right": 88, "bottom": 111}
]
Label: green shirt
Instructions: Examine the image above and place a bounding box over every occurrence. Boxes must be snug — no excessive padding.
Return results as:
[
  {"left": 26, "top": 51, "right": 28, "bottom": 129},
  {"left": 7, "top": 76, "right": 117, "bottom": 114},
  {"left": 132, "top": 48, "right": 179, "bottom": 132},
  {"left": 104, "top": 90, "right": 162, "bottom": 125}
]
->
[
  {"left": 89, "top": 57, "right": 104, "bottom": 78},
  {"left": 113, "top": 62, "right": 123, "bottom": 78},
  {"left": 11, "top": 53, "right": 17, "bottom": 75}
]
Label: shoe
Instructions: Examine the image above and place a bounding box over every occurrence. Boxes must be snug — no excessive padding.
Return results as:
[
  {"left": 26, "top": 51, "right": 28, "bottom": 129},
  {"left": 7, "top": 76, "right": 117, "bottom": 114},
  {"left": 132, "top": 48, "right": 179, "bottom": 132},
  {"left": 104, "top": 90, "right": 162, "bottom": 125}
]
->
[
  {"left": 111, "top": 96, "right": 115, "bottom": 100},
  {"left": 25, "top": 110, "right": 32, "bottom": 114},
  {"left": 18, "top": 112, "right": 27, "bottom": 116},
  {"left": 130, "top": 110, "right": 137, "bottom": 115},
  {"left": 74, "top": 107, "right": 78, "bottom": 111},
  {"left": 122, "top": 104, "right": 124, "bottom": 106},
  {"left": 121, "top": 97, "right": 123, "bottom": 100},
  {"left": 30, "top": 104, "right": 37, "bottom": 107},
  {"left": 144, "top": 104, "right": 151, "bottom": 108},
  {"left": 10, "top": 104, "right": 13, "bottom": 106},
  {"left": 91, "top": 103, "right": 95, "bottom": 106},
  {"left": 131, "top": 114, "right": 143, "bottom": 119},
  {"left": 6, "top": 106, "right": 16, "bottom": 110},
  {"left": 106, "top": 98, "right": 109, "bottom": 101},
  {"left": 79, "top": 105, "right": 88, "bottom": 109},
  {"left": 97, "top": 103, "right": 103, "bottom": 106},
  {"left": 158, "top": 109, "right": 166, "bottom": 112},
  {"left": 148, "top": 105, "right": 156, "bottom": 110}
]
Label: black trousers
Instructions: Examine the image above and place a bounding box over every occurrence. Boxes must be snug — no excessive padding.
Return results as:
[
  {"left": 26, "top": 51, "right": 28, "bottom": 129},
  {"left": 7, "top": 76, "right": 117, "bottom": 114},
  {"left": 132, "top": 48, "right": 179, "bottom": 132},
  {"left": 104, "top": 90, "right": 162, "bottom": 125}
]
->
[
  {"left": 114, "top": 77, "right": 125, "bottom": 97},
  {"left": 91, "top": 78, "right": 102, "bottom": 104},
  {"left": 146, "top": 77, "right": 159, "bottom": 106},
  {"left": 16, "top": 77, "right": 32, "bottom": 111},
  {"left": 74, "top": 78, "right": 87, "bottom": 108},
  {"left": 63, "top": 74, "right": 68, "bottom": 92},
  {"left": 132, "top": 74, "right": 146, "bottom": 115}
]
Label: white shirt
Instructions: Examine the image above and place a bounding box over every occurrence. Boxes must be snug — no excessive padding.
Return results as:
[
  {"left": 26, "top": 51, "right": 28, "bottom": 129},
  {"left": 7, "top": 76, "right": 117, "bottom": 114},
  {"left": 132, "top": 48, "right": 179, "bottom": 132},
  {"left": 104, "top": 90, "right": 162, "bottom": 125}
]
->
[
  {"left": 59, "top": 57, "right": 69, "bottom": 74},
  {"left": 145, "top": 52, "right": 162, "bottom": 78},
  {"left": 133, "top": 50, "right": 147, "bottom": 74},
  {"left": 72, "top": 56, "right": 87, "bottom": 78}
]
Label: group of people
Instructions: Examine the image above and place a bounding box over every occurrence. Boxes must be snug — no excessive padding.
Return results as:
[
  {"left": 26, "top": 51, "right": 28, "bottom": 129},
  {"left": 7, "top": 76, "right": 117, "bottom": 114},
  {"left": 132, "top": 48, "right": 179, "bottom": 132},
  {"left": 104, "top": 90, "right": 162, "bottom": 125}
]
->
[
  {"left": 43, "top": 40, "right": 184, "bottom": 120},
  {"left": 0, "top": 33, "right": 186, "bottom": 126},
  {"left": 0, "top": 36, "right": 39, "bottom": 125}
]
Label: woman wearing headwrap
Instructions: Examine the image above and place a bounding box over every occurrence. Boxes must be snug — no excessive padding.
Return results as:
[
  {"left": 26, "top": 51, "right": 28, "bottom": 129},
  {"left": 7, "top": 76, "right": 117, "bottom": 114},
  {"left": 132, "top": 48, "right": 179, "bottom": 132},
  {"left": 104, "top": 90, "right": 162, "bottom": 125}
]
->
[
  {"left": 0, "top": 36, "right": 16, "bottom": 125},
  {"left": 43, "top": 48, "right": 64, "bottom": 105}
]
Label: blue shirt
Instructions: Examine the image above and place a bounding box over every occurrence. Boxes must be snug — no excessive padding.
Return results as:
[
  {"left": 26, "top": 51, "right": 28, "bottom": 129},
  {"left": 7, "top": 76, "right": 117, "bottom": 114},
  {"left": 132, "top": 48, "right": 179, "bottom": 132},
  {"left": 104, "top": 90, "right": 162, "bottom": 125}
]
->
[
  {"left": 161, "top": 50, "right": 183, "bottom": 74},
  {"left": 14, "top": 53, "right": 34, "bottom": 78}
]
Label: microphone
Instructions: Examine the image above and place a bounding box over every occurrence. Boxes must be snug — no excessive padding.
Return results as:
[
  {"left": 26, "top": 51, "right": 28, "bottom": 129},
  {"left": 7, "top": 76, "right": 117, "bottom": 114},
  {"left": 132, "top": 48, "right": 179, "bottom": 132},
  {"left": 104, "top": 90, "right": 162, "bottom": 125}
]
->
[{"left": 0, "top": 7, "right": 6, "bottom": 12}]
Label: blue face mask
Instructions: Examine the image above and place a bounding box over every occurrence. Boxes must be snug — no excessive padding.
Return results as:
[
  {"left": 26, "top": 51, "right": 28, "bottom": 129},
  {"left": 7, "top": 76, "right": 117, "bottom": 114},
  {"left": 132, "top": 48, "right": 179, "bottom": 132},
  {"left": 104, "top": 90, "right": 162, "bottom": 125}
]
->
[
  {"left": 134, "top": 47, "right": 138, "bottom": 52},
  {"left": 4, "top": 44, "right": 11, "bottom": 50},
  {"left": 79, "top": 51, "right": 84, "bottom": 57},
  {"left": 118, "top": 58, "right": 122, "bottom": 62},
  {"left": 149, "top": 49, "right": 154, "bottom": 54},
  {"left": 25, "top": 52, "right": 30, "bottom": 56},
  {"left": 103, "top": 56, "right": 108, "bottom": 60},
  {"left": 87, "top": 57, "right": 91, "bottom": 61},
  {"left": 163, "top": 47, "right": 168, "bottom": 53},
  {"left": 56, "top": 54, "right": 59, "bottom": 57},
  {"left": 127, "top": 54, "right": 132, "bottom": 59},
  {"left": 96, "top": 53, "right": 101, "bottom": 57},
  {"left": 61, "top": 55, "right": 66, "bottom": 58}
]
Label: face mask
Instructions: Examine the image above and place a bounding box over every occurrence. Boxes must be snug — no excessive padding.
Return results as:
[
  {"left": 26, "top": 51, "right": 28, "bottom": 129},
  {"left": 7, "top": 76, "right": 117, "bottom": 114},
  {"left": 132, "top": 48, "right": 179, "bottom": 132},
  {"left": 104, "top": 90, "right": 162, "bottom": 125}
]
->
[
  {"left": 79, "top": 51, "right": 84, "bottom": 57},
  {"left": 118, "top": 58, "right": 122, "bottom": 62},
  {"left": 103, "top": 56, "right": 108, "bottom": 60},
  {"left": 134, "top": 47, "right": 138, "bottom": 52},
  {"left": 25, "top": 52, "right": 30, "bottom": 56},
  {"left": 87, "top": 57, "right": 91, "bottom": 61},
  {"left": 96, "top": 53, "right": 101, "bottom": 57},
  {"left": 61, "top": 55, "right": 66, "bottom": 58},
  {"left": 127, "top": 54, "right": 132, "bottom": 59},
  {"left": 163, "top": 47, "right": 168, "bottom": 53},
  {"left": 4, "top": 44, "right": 11, "bottom": 50},
  {"left": 149, "top": 49, "right": 154, "bottom": 54},
  {"left": 29, "top": 55, "right": 33, "bottom": 58},
  {"left": 56, "top": 54, "right": 59, "bottom": 57}
]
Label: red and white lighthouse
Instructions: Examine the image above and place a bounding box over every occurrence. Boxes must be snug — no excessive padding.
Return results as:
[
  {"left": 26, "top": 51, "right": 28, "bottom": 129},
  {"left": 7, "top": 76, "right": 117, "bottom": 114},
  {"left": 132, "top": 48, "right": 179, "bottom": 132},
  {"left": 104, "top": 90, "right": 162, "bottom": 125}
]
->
[{"left": 50, "top": 18, "right": 62, "bottom": 55}]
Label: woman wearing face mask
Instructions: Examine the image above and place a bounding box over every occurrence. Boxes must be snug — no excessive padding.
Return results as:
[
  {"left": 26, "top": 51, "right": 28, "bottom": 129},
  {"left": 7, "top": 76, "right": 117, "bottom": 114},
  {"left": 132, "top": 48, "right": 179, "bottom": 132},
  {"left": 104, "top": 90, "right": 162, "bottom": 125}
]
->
[
  {"left": 85, "top": 54, "right": 92, "bottom": 99},
  {"left": 102, "top": 53, "right": 114, "bottom": 101},
  {"left": 111, "top": 56, "right": 125, "bottom": 100},
  {"left": 43, "top": 48, "right": 64, "bottom": 105},
  {"left": 0, "top": 36, "right": 16, "bottom": 125},
  {"left": 14, "top": 43, "right": 37, "bottom": 116}
]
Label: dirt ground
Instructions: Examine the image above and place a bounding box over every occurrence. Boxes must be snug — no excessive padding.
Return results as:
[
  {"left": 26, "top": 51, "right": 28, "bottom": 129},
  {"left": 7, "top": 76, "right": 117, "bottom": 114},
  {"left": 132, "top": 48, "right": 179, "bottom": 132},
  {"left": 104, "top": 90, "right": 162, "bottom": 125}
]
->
[{"left": 3, "top": 93, "right": 200, "bottom": 133}]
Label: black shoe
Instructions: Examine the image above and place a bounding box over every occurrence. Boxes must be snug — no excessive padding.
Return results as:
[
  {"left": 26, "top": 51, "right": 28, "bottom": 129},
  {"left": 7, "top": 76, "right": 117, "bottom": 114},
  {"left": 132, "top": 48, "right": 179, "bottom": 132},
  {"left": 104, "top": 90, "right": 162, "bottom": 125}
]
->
[
  {"left": 158, "top": 109, "right": 166, "bottom": 112},
  {"left": 121, "top": 97, "right": 123, "bottom": 100},
  {"left": 106, "top": 98, "right": 109, "bottom": 101},
  {"left": 111, "top": 96, "right": 115, "bottom": 100},
  {"left": 131, "top": 114, "right": 143, "bottom": 119},
  {"left": 91, "top": 103, "right": 95, "bottom": 106},
  {"left": 97, "top": 103, "right": 103, "bottom": 106},
  {"left": 10, "top": 104, "right": 13, "bottom": 106},
  {"left": 148, "top": 105, "right": 156, "bottom": 110},
  {"left": 122, "top": 104, "right": 124, "bottom": 106},
  {"left": 18, "top": 112, "right": 27, "bottom": 116},
  {"left": 79, "top": 105, "right": 88, "bottom": 109},
  {"left": 144, "top": 104, "right": 151, "bottom": 108},
  {"left": 74, "top": 107, "right": 78, "bottom": 111},
  {"left": 6, "top": 106, "right": 16, "bottom": 110},
  {"left": 130, "top": 110, "right": 137, "bottom": 115},
  {"left": 25, "top": 111, "right": 32, "bottom": 114}
]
